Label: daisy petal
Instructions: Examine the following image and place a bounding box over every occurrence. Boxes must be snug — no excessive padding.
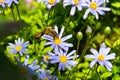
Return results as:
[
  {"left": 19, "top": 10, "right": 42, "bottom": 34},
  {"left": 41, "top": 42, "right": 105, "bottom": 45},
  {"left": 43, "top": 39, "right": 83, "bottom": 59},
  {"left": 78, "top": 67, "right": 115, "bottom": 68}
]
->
[
  {"left": 105, "top": 53, "right": 115, "bottom": 60},
  {"left": 90, "top": 60, "right": 97, "bottom": 68}
]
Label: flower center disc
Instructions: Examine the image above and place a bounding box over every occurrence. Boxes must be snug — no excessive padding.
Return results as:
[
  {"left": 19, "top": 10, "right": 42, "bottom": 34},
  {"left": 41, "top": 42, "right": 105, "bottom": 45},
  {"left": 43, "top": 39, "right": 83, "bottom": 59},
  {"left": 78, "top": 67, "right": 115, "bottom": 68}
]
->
[
  {"left": 0, "top": 0, "right": 4, "bottom": 3},
  {"left": 44, "top": 55, "right": 49, "bottom": 61},
  {"left": 90, "top": 2, "right": 97, "bottom": 10},
  {"left": 44, "top": 78, "right": 49, "bottom": 80},
  {"left": 74, "top": 0, "right": 79, "bottom": 5},
  {"left": 54, "top": 38, "right": 61, "bottom": 45},
  {"left": 16, "top": 46, "right": 22, "bottom": 51},
  {"left": 20, "top": 66, "right": 27, "bottom": 75},
  {"left": 59, "top": 55, "right": 67, "bottom": 63},
  {"left": 98, "top": 54, "right": 104, "bottom": 61},
  {"left": 49, "top": 0, "right": 55, "bottom": 4}
]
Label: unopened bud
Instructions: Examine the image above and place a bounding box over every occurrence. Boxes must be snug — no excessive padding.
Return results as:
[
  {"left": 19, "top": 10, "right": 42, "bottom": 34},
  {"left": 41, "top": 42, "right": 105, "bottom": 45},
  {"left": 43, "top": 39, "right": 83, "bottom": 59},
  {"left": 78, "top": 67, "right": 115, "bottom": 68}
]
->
[
  {"left": 86, "top": 26, "right": 92, "bottom": 36},
  {"left": 104, "top": 26, "right": 111, "bottom": 35},
  {"left": 77, "top": 31, "right": 83, "bottom": 41}
]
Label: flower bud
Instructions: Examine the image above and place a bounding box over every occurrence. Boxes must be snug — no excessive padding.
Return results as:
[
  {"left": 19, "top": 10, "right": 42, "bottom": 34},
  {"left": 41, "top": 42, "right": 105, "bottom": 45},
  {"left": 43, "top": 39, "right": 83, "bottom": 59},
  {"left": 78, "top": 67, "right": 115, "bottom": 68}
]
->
[
  {"left": 76, "top": 31, "right": 83, "bottom": 41},
  {"left": 104, "top": 26, "right": 111, "bottom": 35},
  {"left": 86, "top": 26, "right": 92, "bottom": 36}
]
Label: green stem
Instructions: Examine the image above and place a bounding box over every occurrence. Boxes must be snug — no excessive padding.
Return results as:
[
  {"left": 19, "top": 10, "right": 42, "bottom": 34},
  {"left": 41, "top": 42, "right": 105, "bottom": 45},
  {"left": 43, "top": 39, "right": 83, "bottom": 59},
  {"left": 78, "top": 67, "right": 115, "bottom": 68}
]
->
[
  {"left": 95, "top": 64, "right": 101, "bottom": 80},
  {"left": 2, "top": 9, "right": 5, "bottom": 17},
  {"left": 11, "top": 6, "right": 15, "bottom": 20},
  {"left": 15, "top": 4, "right": 21, "bottom": 20},
  {"left": 47, "top": 10, "right": 51, "bottom": 26},
  {"left": 76, "top": 40, "right": 80, "bottom": 54},
  {"left": 79, "top": 36, "right": 90, "bottom": 62}
]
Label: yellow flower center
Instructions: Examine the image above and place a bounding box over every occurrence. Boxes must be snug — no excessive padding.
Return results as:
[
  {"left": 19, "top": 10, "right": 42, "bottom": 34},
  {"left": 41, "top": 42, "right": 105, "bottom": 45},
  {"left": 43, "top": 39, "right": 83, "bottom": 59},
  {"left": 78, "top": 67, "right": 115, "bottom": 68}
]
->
[
  {"left": 59, "top": 55, "right": 67, "bottom": 63},
  {"left": 44, "top": 55, "right": 49, "bottom": 61},
  {"left": 74, "top": 0, "right": 79, "bottom": 5},
  {"left": 20, "top": 66, "right": 27, "bottom": 75},
  {"left": 54, "top": 37, "right": 61, "bottom": 45},
  {"left": 48, "top": 0, "right": 55, "bottom": 4},
  {"left": 0, "top": 0, "right": 4, "bottom": 3},
  {"left": 98, "top": 54, "right": 104, "bottom": 61},
  {"left": 44, "top": 78, "right": 49, "bottom": 80},
  {"left": 90, "top": 2, "right": 97, "bottom": 10},
  {"left": 16, "top": 46, "right": 22, "bottom": 51}
]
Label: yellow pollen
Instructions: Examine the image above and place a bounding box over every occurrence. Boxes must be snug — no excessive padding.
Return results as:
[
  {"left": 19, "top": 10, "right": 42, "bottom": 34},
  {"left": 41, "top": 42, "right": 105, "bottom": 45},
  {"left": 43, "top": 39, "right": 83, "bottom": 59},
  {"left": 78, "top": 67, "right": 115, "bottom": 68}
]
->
[
  {"left": 44, "top": 55, "right": 49, "bottom": 61},
  {"left": 48, "top": 0, "right": 55, "bottom": 4},
  {"left": 98, "top": 54, "right": 104, "bottom": 61},
  {"left": 59, "top": 55, "right": 67, "bottom": 63},
  {"left": 90, "top": 2, "right": 97, "bottom": 10},
  {"left": 20, "top": 66, "right": 27, "bottom": 75},
  {"left": 0, "top": 0, "right": 4, "bottom": 3},
  {"left": 16, "top": 46, "right": 22, "bottom": 51},
  {"left": 54, "top": 37, "right": 61, "bottom": 45},
  {"left": 44, "top": 78, "right": 49, "bottom": 80},
  {"left": 74, "top": 0, "right": 79, "bottom": 5}
]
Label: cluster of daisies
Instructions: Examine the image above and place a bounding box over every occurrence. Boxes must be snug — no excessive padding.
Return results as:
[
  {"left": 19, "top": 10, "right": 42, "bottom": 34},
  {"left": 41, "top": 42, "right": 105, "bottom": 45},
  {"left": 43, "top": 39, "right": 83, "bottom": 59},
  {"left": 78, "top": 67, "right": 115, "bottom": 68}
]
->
[
  {"left": 37, "top": 0, "right": 110, "bottom": 19},
  {"left": 8, "top": 25, "right": 116, "bottom": 80},
  {"left": 7, "top": 25, "right": 79, "bottom": 80},
  {"left": 0, "top": 0, "right": 19, "bottom": 8},
  {"left": 8, "top": 38, "right": 58, "bottom": 80}
]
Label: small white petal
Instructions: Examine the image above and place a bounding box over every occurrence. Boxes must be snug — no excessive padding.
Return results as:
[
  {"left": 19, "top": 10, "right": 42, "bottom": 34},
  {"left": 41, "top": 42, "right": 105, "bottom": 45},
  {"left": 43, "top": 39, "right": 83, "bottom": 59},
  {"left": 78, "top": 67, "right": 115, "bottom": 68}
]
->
[
  {"left": 85, "top": 55, "right": 95, "bottom": 59},
  {"left": 61, "top": 35, "right": 72, "bottom": 41},
  {"left": 105, "top": 53, "right": 115, "bottom": 60},
  {"left": 104, "top": 61, "right": 112, "bottom": 71},
  {"left": 59, "top": 27, "right": 65, "bottom": 38},
  {"left": 83, "top": 9, "right": 90, "bottom": 19},
  {"left": 90, "top": 60, "right": 97, "bottom": 68},
  {"left": 90, "top": 48, "right": 98, "bottom": 55},
  {"left": 70, "top": 6, "right": 76, "bottom": 16}
]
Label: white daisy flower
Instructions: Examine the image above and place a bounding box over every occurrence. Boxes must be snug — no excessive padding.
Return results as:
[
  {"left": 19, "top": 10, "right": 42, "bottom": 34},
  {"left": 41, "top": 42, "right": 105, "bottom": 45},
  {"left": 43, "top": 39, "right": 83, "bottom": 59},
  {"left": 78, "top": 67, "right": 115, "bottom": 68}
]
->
[
  {"left": 83, "top": 0, "right": 110, "bottom": 19},
  {"left": 0, "top": 0, "right": 9, "bottom": 8},
  {"left": 8, "top": 38, "right": 29, "bottom": 56},
  {"left": 63, "top": 0, "right": 86, "bottom": 15},
  {"left": 85, "top": 42, "right": 116, "bottom": 71},
  {"left": 39, "top": 0, "right": 60, "bottom": 9},
  {"left": 48, "top": 49, "right": 78, "bottom": 70},
  {"left": 7, "top": 0, "right": 19, "bottom": 7},
  {"left": 42, "top": 26, "right": 73, "bottom": 53}
]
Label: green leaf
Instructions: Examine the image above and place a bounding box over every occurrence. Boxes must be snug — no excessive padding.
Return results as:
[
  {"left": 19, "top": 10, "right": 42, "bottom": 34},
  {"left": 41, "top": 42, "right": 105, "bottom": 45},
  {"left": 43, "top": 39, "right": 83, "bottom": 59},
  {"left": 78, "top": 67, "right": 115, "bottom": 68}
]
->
[
  {"left": 100, "top": 72, "right": 112, "bottom": 78},
  {"left": 111, "top": 2, "right": 120, "bottom": 8}
]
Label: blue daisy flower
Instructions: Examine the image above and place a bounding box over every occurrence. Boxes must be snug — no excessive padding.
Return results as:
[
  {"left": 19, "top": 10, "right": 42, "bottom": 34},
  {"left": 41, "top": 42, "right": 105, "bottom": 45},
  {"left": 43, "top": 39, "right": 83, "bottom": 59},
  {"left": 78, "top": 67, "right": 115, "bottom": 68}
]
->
[
  {"left": 48, "top": 49, "right": 78, "bottom": 70},
  {"left": 7, "top": 0, "right": 19, "bottom": 7},
  {"left": 83, "top": 0, "right": 110, "bottom": 19},
  {"left": 37, "top": 69, "right": 58, "bottom": 80},
  {"left": 42, "top": 26, "right": 73, "bottom": 53},
  {"left": 85, "top": 42, "right": 116, "bottom": 71},
  {"left": 8, "top": 38, "right": 29, "bottom": 56},
  {"left": 0, "top": 0, "right": 9, "bottom": 8},
  {"left": 63, "top": 0, "right": 86, "bottom": 15},
  {"left": 14, "top": 55, "right": 40, "bottom": 80},
  {"left": 38, "top": 0, "right": 60, "bottom": 10}
]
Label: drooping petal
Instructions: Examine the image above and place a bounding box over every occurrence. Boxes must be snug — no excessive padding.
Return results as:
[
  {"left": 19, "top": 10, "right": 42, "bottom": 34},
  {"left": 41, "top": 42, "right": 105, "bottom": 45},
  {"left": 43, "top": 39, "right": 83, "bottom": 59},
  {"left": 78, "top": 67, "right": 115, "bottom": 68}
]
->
[
  {"left": 104, "top": 61, "right": 112, "bottom": 71},
  {"left": 90, "top": 60, "right": 97, "bottom": 68},
  {"left": 70, "top": 6, "right": 76, "bottom": 16},
  {"left": 83, "top": 9, "right": 90, "bottom": 19}
]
